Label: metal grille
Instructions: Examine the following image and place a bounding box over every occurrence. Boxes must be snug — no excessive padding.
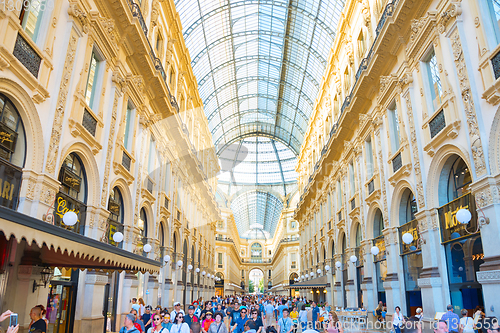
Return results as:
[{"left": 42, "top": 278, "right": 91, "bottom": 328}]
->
[
  {"left": 351, "top": 198, "right": 356, "bottom": 210},
  {"left": 147, "top": 177, "right": 153, "bottom": 193},
  {"left": 429, "top": 109, "right": 446, "bottom": 138},
  {"left": 492, "top": 48, "right": 500, "bottom": 80},
  {"left": 13, "top": 34, "right": 41, "bottom": 78},
  {"left": 164, "top": 196, "right": 170, "bottom": 210},
  {"left": 122, "top": 151, "right": 131, "bottom": 171},
  {"left": 177, "top": 210, "right": 181, "bottom": 220},
  {"left": 368, "top": 179, "right": 375, "bottom": 195},
  {"left": 392, "top": 152, "right": 402, "bottom": 173},
  {"left": 338, "top": 210, "right": 342, "bottom": 221},
  {"left": 82, "top": 108, "right": 97, "bottom": 136}
]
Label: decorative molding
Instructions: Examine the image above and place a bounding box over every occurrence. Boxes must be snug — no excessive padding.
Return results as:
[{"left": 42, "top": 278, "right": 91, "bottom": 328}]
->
[{"left": 100, "top": 92, "right": 120, "bottom": 207}]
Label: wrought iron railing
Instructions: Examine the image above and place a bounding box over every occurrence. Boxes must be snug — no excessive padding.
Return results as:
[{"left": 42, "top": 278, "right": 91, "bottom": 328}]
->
[
  {"left": 164, "top": 196, "right": 170, "bottom": 210},
  {"left": 122, "top": 151, "right": 131, "bottom": 171},
  {"left": 147, "top": 177, "right": 153, "bottom": 193},
  {"left": 492, "top": 49, "right": 500, "bottom": 80},
  {"left": 350, "top": 198, "right": 356, "bottom": 210},
  {"left": 82, "top": 108, "right": 97, "bottom": 136},
  {"left": 392, "top": 152, "right": 402, "bottom": 173},
  {"left": 429, "top": 109, "right": 446, "bottom": 138},
  {"left": 13, "top": 33, "right": 41, "bottom": 78}
]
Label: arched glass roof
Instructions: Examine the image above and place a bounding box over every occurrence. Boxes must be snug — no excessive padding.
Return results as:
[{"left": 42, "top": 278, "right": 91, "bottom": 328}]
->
[
  {"left": 174, "top": 0, "right": 346, "bottom": 154},
  {"left": 230, "top": 190, "right": 283, "bottom": 238},
  {"left": 218, "top": 136, "right": 297, "bottom": 187}
]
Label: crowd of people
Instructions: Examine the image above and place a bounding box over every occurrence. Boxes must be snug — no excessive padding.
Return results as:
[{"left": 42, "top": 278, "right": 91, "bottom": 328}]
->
[{"left": 0, "top": 295, "right": 498, "bottom": 333}]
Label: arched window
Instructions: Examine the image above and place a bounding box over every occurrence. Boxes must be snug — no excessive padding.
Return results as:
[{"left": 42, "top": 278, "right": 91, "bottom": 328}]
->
[
  {"left": 374, "top": 209, "right": 384, "bottom": 237},
  {"left": 107, "top": 187, "right": 124, "bottom": 247},
  {"left": 447, "top": 157, "right": 472, "bottom": 202},
  {"left": 0, "top": 94, "right": 26, "bottom": 210},
  {"left": 139, "top": 208, "right": 148, "bottom": 238},
  {"left": 55, "top": 153, "right": 87, "bottom": 234},
  {"left": 355, "top": 223, "right": 362, "bottom": 248},
  {"left": 159, "top": 222, "right": 165, "bottom": 247},
  {"left": 405, "top": 192, "right": 417, "bottom": 223},
  {"left": 250, "top": 243, "right": 262, "bottom": 261}
]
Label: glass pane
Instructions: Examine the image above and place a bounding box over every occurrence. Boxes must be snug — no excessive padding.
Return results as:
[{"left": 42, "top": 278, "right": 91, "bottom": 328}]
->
[
  {"left": 85, "top": 52, "right": 98, "bottom": 107},
  {"left": 22, "top": 0, "right": 45, "bottom": 41}
]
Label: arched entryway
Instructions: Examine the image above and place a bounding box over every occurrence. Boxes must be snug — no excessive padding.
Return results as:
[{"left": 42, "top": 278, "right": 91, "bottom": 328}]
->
[
  {"left": 248, "top": 268, "right": 264, "bottom": 293},
  {"left": 372, "top": 208, "right": 387, "bottom": 305},
  {"left": 215, "top": 272, "right": 224, "bottom": 297}
]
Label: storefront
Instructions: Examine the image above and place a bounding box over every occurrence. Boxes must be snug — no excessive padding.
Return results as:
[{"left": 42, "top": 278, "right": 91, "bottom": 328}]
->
[
  {"left": 372, "top": 209, "right": 387, "bottom": 305},
  {"left": 215, "top": 272, "right": 224, "bottom": 297},
  {"left": 288, "top": 275, "right": 329, "bottom": 303},
  {"left": 437, "top": 155, "right": 484, "bottom": 314},
  {"left": 398, "top": 190, "right": 422, "bottom": 316}
]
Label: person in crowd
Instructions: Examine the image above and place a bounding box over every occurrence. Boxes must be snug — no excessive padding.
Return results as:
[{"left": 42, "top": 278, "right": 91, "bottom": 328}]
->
[
  {"left": 121, "top": 314, "right": 141, "bottom": 333},
  {"left": 486, "top": 318, "right": 499, "bottom": 333},
  {"left": 143, "top": 305, "right": 153, "bottom": 331},
  {"left": 162, "top": 314, "right": 173, "bottom": 331},
  {"left": 217, "top": 304, "right": 226, "bottom": 318},
  {"left": 375, "top": 302, "right": 383, "bottom": 322},
  {"left": 244, "top": 320, "right": 257, "bottom": 333},
  {"left": 250, "top": 309, "right": 264, "bottom": 333},
  {"left": 460, "top": 309, "right": 475, "bottom": 333},
  {"left": 311, "top": 302, "right": 320, "bottom": 331},
  {"left": 277, "top": 301, "right": 287, "bottom": 321},
  {"left": 230, "top": 302, "right": 242, "bottom": 329},
  {"left": 155, "top": 306, "right": 163, "bottom": 318},
  {"left": 289, "top": 307, "right": 298, "bottom": 333},
  {"left": 171, "top": 312, "right": 190, "bottom": 333},
  {"left": 324, "top": 312, "right": 342, "bottom": 333},
  {"left": 319, "top": 306, "right": 328, "bottom": 327},
  {"left": 232, "top": 307, "right": 248, "bottom": 333},
  {"left": 171, "top": 302, "right": 186, "bottom": 322},
  {"left": 29, "top": 307, "right": 47, "bottom": 333},
  {"left": 264, "top": 300, "right": 275, "bottom": 328},
  {"left": 474, "top": 307, "right": 485, "bottom": 333},
  {"left": 415, "top": 308, "right": 423, "bottom": 321},
  {"left": 325, "top": 303, "right": 331, "bottom": 313},
  {"left": 202, "top": 312, "right": 215, "bottom": 333},
  {"left": 132, "top": 299, "right": 140, "bottom": 314},
  {"left": 192, "top": 322, "right": 202, "bottom": 333},
  {"left": 441, "top": 305, "right": 460, "bottom": 333},
  {"left": 139, "top": 298, "right": 146, "bottom": 318},
  {"left": 201, "top": 303, "right": 214, "bottom": 321},
  {"left": 299, "top": 305, "right": 308, "bottom": 332},
  {"left": 277, "top": 308, "right": 292, "bottom": 333},
  {"left": 434, "top": 320, "right": 449, "bottom": 333},
  {"left": 208, "top": 312, "right": 228, "bottom": 333},
  {"left": 0, "top": 310, "right": 20, "bottom": 333},
  {"left": 148, "top": 314, "right": 169, "bottom": 333},
  {"left": 131, "top": 309, "right": 145, "bottom": 332},
  {"left": 185, "top": 305, "right": 200, "bottom": 328},
  {"left": 393, "top": 306, "right": 404, "bottom": 333},
  {"left": 403, "top": 316, "right": 422, "bottom": 333}
]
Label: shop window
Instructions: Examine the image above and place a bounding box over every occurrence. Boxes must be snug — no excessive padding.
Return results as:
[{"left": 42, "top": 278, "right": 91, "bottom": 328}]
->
[
  {"left": 0, "top": 94, "right": 26, "bottom": 210},
  {"left": 123, "top": 103, "right": 135, "bottom": 152},
  {"left": 55, "top": 153, "right": 87, "bottom": 234},
  {"left": 388, "top": 102, "right": 400, "bottom": 152},
  {"left": 423, "top": 48, "right": 443, "bottom": 111},
  {"left": 107, "top": 187, "right": 124, "bottom": 248},
  {"left": 291, "top": 220, "right": 296, "bottom": 229},
  {"left": 447, "top": 158, "right": 472, "bottom": 203},
  {"left": 84, "top": 49, "right": 104, "bottom": 110},
  {"left": 487, "top": 0, "right": 500, "bottom": 43},
  {"left": 218, "top": 252, "right": 223, "bottom": 268},
  {"left": 19, "top": 0, "right": 49, "bottom": 43}
]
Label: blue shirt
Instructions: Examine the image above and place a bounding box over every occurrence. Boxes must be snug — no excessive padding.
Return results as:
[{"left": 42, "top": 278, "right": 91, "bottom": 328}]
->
[
  {"left": 441, "top": 311, "right": 460, "bottom": 332},
  {"left": 235, "top": 316, "right": 249, "bottom": 333},
  {"left": 312, "top": 307, "right": 320, "bottom": 321},
  {"left": 278, "top": 305, "right": 287, "bottom": 320},
  {"left": 278, "top": 317, "right": 293, "bottom": 333},
  {"left": 265, "top": 304, "right": 274, "bottom": 316}
]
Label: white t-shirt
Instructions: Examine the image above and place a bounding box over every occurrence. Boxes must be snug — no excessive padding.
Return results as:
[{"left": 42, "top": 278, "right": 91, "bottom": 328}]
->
[
  {"left": 170, "top": 310, "right": 186, "bottom": 322},
  {"left": 392, "top": 312, "right": 404, "bottom": 326},
  {"left": 461, "top": 317, "right": 474, "bottom": 333},
  {"left": 171, "top": 323, "right": 190, "bottom": 333}
]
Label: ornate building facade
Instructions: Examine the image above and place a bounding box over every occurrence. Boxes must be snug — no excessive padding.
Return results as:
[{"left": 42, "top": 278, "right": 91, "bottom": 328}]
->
[
  {"left": 0, "top": 0, "right": 220, "bottom": 332},
  {"left": 295, "top": 0, "right": 500, "bottom": 321}
]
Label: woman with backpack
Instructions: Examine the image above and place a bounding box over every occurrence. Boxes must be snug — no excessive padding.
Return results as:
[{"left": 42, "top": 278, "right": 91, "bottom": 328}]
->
[{"left": 148, "top": 314, "right": 170, "bottom": 333}]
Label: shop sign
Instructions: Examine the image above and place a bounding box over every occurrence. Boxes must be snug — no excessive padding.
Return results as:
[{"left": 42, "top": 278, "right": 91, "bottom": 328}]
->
[
  {"left": 0, "top": 158, "right": 22, "bottom": 210},
  {"left": 107, "top": 219, "right": 124, "bottom": 246},
  {"left": 438, "top": 193, "right": 478, "bottom": 243},
  {"left": 373, "top": 235, "right": 386, "bottom": 262},
  {"left": 53, "top": 192, "right": 86, "bottom": 234},
  {"left": 108, "top": 198, "right": 120, "bottom": 215},
  {"left": 399, "top": 219, "right": 420, "bottom": 255},
  {"left": 0, "top": 121, "right": 18, "bottom": 153},
  {"left": 60, "top": 166, "right": 82, "bottom": 192}
]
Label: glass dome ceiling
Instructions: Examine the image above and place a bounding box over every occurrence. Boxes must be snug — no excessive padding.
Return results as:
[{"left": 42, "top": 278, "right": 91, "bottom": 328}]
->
[
  {"left": 174, "top": 0, "right": 346, "bottom": 155},
  {"left": 218, "top": 136, "right": 297, "bottom": 186}
]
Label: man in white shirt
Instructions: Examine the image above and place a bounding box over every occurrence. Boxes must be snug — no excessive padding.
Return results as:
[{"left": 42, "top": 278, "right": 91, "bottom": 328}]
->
[{"left": 171, "top": 302, "right": 186, "bottom": 321}]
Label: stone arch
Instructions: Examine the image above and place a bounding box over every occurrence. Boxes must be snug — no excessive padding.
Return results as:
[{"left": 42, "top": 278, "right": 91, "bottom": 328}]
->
[
  {"left": 336, "top": 229, "right": 346, "bottom": 254},
  {"left": 0, "top": 77, "right": 44, "bottom": 172},
  {"left": 172, "top": 231, "right": 180, "bottom": 253},
  {"left": 389, "top": 180, "right": 416, "bottom": 228},
  {"left": 488, "top": 104, "right": 500, "bottom": 175},
  {"left": 59, "top": 141, "right": 100, "bottom": 207},
  {"left": 328, "top": 237, "right": 335, "bottom": 259},
  {"left": 109, "top": 178, "right": 134, "bottom": 227},
  {"left": 349, "top": 219, "right": 362, "bottom": 248},
  {"left": 320, "top": 243, "right": 326, "bottom": 262},
  {"left": 426, "top": 144, "right": 472, "bottom": 208},
  {"left": 366, "top": 202, "right": 384, "bottom": 239}
]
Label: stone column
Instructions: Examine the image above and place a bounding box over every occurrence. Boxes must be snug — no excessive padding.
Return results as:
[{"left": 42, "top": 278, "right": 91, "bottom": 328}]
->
[
  {"left": 472, "top": 179, "right": 500, "bottom": 317},
  {"left": 121, "top": 273, "right": 139, "bottom": 322},
  {"left": 416, "top": 210, "right": 448, "bottom": 318},
  {"left": 361, "top": 240, "right": 375, "bottom": 312},
  {"left": 147, "top": 275, "right": 159, "bottom": 307},
  {"left": 382, "top": 227, "right": 403, "bottom": 316},
  {"left": 80, "top": 271, "right": 109, "bottom": 332},
  {"left": 333, "top": 254, "right": 343, "bottom": 308}
]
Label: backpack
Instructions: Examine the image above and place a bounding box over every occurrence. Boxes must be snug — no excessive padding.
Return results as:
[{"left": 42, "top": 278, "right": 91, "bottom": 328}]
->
[{"left": 134, "top": 322, "right": 143, "bottom": 333}]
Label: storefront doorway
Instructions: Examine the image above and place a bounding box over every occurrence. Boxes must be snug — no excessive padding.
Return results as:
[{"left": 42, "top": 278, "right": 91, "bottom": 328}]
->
[
  {"left": 372, "top": 209, "right": 387, "bottom": 305},
  {"left": 46, "top": 269, "right": 78, "bottom": 333}
]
